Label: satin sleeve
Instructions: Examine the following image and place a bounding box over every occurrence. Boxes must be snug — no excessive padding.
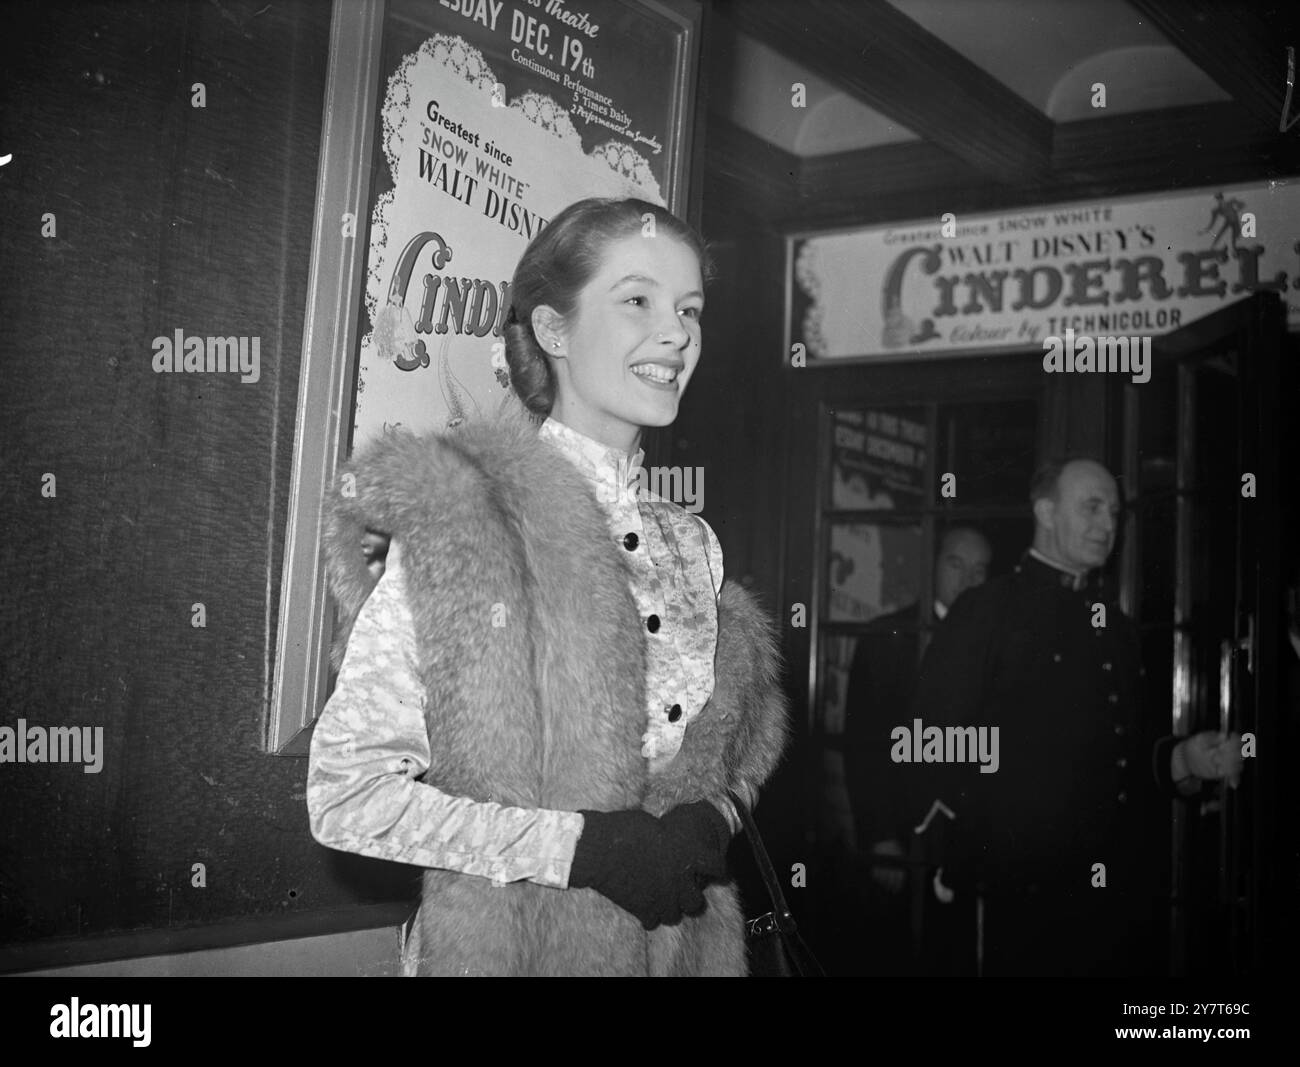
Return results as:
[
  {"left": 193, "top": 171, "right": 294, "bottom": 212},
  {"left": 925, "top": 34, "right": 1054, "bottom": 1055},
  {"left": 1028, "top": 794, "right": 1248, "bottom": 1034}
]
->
[{"left": 307, "top": 539, "right": 585, "bottom": 888}]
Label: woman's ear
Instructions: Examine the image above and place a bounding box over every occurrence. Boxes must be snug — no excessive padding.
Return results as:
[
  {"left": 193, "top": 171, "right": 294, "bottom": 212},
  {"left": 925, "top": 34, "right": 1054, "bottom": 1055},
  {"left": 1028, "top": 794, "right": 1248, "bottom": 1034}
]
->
[{"left": 530, "top": 305, "right": 565, "bottom": 355}]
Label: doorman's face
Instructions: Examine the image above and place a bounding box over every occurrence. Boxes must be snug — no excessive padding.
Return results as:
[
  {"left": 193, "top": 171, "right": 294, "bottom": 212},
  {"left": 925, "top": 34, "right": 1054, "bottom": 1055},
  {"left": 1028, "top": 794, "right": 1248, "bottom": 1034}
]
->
[
  {"left": 1044, "top": 461, "right": 1121, "bottom": 572},
  {"left": 549, "top": 232, "right": 704, "bottom": 446}
]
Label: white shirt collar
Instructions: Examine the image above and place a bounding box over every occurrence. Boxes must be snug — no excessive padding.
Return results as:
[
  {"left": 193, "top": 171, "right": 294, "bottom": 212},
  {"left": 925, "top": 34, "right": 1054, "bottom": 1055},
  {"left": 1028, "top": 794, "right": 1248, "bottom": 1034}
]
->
[{"left": 538, "top": 417, "right": 645, "bottom": 500}]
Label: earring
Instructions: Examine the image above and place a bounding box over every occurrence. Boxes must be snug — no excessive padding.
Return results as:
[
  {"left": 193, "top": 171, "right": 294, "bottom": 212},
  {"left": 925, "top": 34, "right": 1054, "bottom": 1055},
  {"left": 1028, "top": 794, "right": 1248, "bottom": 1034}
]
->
[{"left": 551, "top": 340, "right": 560, "bottom": 349}]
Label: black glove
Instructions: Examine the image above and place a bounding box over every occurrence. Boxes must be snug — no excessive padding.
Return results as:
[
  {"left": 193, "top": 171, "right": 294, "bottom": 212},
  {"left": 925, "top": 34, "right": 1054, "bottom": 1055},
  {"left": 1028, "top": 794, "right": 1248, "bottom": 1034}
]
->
[
  {"left": 569, "top": 802, "right": 731, "bottom": 930},
  {"left": 658, "top": 799, "right": 731, "bottom": 879}
]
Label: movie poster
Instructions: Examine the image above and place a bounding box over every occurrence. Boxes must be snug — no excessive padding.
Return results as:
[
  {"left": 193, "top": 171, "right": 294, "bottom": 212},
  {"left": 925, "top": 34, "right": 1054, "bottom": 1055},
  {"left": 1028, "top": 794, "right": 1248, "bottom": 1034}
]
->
[
  {"left": 352, "top": 0, "right": 685, "bottom": 447},
  {"left": 789, "top": 180, "right": 1300, "bottom": 363}
]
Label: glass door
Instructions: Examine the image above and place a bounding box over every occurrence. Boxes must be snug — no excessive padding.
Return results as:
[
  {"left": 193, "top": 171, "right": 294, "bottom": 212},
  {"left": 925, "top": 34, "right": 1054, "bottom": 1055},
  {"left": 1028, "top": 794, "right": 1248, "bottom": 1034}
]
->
[
  {"left": 1118, "top": 292, "right": 1284, "bottom": 977},
  {"left": 813, "top": 397, "right": 1038, "bottom": 846}
]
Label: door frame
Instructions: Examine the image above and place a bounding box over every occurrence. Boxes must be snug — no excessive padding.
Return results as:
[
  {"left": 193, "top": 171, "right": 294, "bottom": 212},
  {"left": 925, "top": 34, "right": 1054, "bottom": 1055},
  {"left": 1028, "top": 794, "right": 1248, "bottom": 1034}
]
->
[{"left": 1131, "top": 292, "right": 1285, "bottom": 975}]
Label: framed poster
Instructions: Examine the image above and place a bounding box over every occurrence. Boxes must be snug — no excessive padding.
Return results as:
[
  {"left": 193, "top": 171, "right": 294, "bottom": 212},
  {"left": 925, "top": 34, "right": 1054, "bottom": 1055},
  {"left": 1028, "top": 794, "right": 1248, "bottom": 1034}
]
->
[{"left": 269, "top": 0, "right": 702, "bottom": 752}]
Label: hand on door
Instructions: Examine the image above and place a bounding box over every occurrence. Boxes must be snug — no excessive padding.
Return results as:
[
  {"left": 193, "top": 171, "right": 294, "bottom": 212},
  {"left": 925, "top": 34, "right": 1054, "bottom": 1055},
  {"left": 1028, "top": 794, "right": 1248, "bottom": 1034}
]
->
[{"left": 1176, "top": 730, "right": 1244, "bottom": 790}]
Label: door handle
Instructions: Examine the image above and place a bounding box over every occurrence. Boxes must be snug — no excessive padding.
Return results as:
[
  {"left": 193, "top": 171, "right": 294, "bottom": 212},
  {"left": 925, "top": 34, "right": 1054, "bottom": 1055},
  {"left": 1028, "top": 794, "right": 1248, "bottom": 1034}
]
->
[
  {"left": 1219, "top": 615, "right": 1255, "bottom": 732},
  {"left": 1219, "top": 638, "right": 1233, "bottom": 735},
  {"left": 1239, "top": 614, "right": 1255, "bottom": 676}
]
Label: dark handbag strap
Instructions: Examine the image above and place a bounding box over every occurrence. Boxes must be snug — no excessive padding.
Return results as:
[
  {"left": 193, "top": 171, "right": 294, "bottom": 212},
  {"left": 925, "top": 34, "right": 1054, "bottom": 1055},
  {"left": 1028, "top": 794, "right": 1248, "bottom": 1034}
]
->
[
  {"left": 726, "top": 790, "right": 825, "bottom": 976},
  {"left": 727, "top": 790, "right": 796, "bottom": 934}
]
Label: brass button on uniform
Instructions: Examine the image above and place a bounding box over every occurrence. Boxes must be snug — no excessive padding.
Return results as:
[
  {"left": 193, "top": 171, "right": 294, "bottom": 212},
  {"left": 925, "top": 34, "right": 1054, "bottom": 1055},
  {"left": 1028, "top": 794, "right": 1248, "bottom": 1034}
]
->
[
  {"left": 1102, "top": 662, "right": 1113, "bottom": 671},
  {"left": 1116, "top": 757, "right": 1128, "bottom": 769},
  {"left": 1117, "top": 791, "right": 1128, "bottom": 804},
  {"left": 1114, "top": 724, "right": 1125, "bottom": 736},
  {"left": 1108, "top": 693, "right": 1119, "bottom": 704},
  {"left": 623, "top": 532, "right": 639, "bottom": 551},
  {"left": 1053, "top": 653, "right": 1062, "bottom": 663}
]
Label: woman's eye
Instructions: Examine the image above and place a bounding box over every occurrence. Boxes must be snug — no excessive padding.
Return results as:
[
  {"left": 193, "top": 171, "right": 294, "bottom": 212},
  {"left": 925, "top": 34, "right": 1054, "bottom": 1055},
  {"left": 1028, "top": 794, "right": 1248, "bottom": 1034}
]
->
[
  {"left": 625, "top": 295, "right": 647, "bottom": 307},
  {"left": 679, "top": 306, "right": 702, "bottom": 320}
]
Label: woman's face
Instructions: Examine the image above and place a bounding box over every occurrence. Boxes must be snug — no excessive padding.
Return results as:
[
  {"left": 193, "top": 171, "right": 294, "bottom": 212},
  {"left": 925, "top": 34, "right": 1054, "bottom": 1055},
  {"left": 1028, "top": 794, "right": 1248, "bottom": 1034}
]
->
[{"left": 547, "top": 231, "right": 704, "bottom": 452}]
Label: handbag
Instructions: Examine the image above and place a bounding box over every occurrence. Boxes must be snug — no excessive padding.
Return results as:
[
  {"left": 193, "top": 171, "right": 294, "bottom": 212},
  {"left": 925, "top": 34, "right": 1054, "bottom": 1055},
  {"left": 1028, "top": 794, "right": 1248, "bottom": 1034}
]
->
[{"left": 727, "top": 790, "right": 825, "bottom": 977}]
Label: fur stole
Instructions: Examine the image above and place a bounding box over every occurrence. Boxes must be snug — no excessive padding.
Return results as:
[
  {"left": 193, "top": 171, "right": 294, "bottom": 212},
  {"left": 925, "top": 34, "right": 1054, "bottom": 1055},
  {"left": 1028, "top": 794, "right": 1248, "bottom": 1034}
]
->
[{"left": 322, "top": 414, "right": 789, "bottom": 975}]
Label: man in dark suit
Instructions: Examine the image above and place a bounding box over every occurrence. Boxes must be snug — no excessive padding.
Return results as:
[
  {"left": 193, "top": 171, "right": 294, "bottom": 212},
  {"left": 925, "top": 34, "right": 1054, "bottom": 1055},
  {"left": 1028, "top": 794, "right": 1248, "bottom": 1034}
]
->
[
  {"left": 906, "top": 457, "right": 1242, "bottom": 976},
  {"left": 843, "top": 526, "right": 990, "bottom": 973},
  {"left": 845, "top": 527, "right": 992, "bottom": 877}
]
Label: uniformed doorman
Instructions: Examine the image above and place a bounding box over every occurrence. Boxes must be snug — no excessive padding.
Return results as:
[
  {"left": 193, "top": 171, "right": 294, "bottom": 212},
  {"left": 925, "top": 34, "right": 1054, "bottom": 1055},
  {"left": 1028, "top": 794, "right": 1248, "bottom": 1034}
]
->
[{"left": 908, "top": 457, "right": 1243, "bottom": 976}]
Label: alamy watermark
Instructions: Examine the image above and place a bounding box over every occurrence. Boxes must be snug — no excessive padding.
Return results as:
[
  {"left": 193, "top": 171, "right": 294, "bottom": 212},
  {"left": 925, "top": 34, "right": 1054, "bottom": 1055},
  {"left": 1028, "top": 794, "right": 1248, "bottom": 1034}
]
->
[
  {"left": 50, "top": 999, "right": 150, "bottom": 1046},
  {"left": 1, "top": 720, "right": 104, "bottom": 773},
  {"left": 1042, "top": 327, "right": 1151, "bottom": 384},
  {"left": 597, "top": 459, "right": 705, "bottom": 514},
  {"left": 890, "top": 717, "right": 1000, "bottom": 774},
  {"left": 151, "top": 329, "right": 260, "bottom": 383}
]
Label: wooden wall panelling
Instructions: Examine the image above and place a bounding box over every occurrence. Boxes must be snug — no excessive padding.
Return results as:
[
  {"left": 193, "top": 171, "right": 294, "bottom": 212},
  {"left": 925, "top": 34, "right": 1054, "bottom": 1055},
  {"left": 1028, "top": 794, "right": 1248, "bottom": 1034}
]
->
[{"left": 0, "top": 0, "right": 414, "bottom": 962}]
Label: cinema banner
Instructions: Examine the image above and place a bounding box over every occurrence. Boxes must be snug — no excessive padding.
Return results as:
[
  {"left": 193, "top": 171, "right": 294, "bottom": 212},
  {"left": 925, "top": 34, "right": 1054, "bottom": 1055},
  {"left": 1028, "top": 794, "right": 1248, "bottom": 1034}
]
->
[
  {"left": 352, "top": 0, "right": 694, "bottom": 448},
  {"left": 787, "top": 181, "right": 1300, "bottom": 363}
]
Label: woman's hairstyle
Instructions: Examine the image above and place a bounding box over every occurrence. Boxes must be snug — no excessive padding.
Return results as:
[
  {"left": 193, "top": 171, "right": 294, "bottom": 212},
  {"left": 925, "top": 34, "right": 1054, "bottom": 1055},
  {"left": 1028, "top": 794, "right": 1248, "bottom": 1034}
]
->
[{"left": 504, "top": 197, "right": 714, "bottom": 417}]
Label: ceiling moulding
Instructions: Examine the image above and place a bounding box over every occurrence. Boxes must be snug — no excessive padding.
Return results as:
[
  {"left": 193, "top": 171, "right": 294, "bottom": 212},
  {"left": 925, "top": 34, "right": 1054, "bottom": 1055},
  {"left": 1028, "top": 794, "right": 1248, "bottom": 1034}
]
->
[
  {"left": 721, "top": 0, "right": 1053, "bottom": 185},
  {"left": 702, "top": 108, "right": 1300, "bottom": 232},
  {"left": 716, "top": 24, "right": 918, "bottom": 155},
  {"left": 1129, "top": 0, "right": 1300, "bottom": 132}
]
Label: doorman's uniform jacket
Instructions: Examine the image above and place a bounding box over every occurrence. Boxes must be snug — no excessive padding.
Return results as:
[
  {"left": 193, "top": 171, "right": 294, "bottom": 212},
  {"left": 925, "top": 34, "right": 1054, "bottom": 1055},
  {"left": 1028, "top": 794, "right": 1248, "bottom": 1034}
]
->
[
  {"left": 909, "top": 551, "right": 1184, "bottom": 975},
  {"left": 308, "top": 414, "right": 789, "bottom": 976}
]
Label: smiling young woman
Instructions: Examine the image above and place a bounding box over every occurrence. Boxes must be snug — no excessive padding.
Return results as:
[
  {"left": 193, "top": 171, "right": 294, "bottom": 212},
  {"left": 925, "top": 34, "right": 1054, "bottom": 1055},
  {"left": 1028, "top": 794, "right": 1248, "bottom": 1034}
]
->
[
  {"left": 308, "top": 197, "right": 789, "bottom": 976},
  {"left": 506, "top": 202, "right": 706, "bottom": 452}
]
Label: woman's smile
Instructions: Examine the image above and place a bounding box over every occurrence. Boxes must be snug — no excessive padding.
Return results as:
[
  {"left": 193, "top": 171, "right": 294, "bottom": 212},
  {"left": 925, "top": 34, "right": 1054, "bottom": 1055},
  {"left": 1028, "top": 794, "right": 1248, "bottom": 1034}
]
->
[{"left": 629, "top": 359, "right": 683, "bottom": 389}]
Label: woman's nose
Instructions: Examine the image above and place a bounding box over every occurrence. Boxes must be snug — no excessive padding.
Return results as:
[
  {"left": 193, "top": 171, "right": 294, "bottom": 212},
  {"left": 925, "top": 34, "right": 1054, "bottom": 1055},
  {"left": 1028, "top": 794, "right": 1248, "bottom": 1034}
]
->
[{"left": 659, "top": 314, "right": 690, "bottom": 347}]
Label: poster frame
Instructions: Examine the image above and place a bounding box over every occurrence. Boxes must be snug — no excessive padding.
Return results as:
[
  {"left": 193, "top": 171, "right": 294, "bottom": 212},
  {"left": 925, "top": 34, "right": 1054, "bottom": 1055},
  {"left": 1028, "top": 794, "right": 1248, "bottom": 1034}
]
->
[{"left": 268, "top": 0, "right": 702, "bottom": 753}]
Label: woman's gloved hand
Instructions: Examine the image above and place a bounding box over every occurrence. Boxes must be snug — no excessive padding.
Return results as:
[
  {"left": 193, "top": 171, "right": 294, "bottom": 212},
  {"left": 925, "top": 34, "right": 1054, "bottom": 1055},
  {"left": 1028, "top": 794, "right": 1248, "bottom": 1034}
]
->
[
  {"left": 569, "top": 802, "right": 731, "bottom": 930},
  {"left": 658, "top": 799, "right": 732, "bottom": 872}
]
